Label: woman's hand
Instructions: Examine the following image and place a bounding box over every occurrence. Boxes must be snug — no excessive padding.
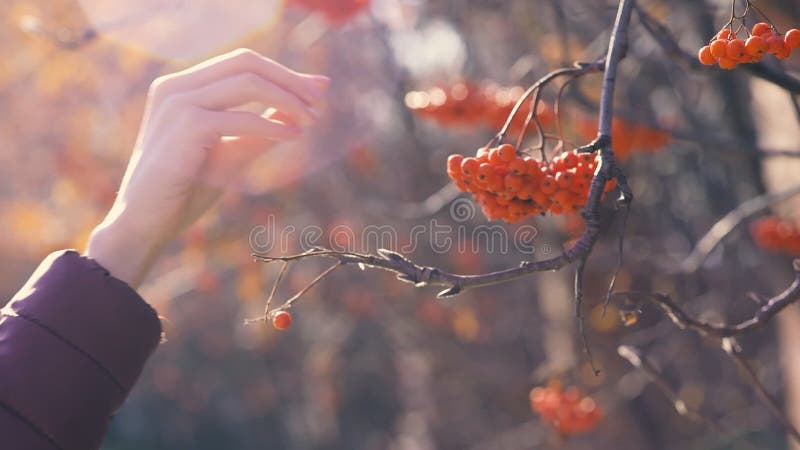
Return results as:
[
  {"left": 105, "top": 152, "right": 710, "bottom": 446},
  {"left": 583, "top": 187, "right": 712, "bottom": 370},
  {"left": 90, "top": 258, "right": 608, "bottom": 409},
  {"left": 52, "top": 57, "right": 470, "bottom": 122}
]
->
[{"left": 85, "top": 48, "right": 328, "bottom": 288}]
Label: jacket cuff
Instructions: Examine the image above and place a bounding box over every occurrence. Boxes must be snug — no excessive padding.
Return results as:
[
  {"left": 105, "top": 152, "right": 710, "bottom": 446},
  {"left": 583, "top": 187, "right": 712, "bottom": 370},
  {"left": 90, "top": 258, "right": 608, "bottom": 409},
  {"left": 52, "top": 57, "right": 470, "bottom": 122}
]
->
[{"left": 3, "top": 249, "right": 162, "bottom": 392}]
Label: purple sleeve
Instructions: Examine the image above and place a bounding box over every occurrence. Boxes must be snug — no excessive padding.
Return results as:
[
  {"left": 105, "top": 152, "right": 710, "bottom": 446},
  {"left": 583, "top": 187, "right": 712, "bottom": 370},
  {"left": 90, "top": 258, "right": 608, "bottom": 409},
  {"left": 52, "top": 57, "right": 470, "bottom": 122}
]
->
[{"left": 0, "top": 250, "right": 162, "bottom": 450}]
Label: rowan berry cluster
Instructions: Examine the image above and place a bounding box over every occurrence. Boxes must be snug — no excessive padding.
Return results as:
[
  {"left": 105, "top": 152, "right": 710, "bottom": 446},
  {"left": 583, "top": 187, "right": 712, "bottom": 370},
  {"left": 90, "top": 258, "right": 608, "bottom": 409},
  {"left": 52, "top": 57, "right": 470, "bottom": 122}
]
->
[
  {"left": 699, "top": 23, "right": 800, "bottom": 69},
  {"left": 405, "top": 82, "right": 554, "bottom": 132},
  {"left": 287, "top": 0, "right": 370, "bottom": 24},
  {"left": 577, "top": 117, "right": 671, "bottom": 161},
  {"left": 750, "top": 216, "right": 800, "bottom": 255},
  {"left": 447, "top": 144, "right": 616, "bottom": 222},
  {"left": 529, "top": 383, "right": 603, "bottom": 436}
]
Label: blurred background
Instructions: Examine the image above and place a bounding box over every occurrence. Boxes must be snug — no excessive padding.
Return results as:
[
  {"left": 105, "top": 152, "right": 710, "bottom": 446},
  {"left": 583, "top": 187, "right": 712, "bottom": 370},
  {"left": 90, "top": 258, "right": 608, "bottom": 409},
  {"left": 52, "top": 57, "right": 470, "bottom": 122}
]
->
[{"left": 3, "top": 0, "right": 800, "bottom": 449}]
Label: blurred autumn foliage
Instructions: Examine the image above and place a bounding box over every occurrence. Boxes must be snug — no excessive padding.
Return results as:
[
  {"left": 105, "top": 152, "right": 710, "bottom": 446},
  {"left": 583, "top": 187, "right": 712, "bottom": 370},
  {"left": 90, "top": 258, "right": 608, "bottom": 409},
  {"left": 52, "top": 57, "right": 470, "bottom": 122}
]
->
[{"left": 3, "top": 0, "right": 800, "bottom": 449}]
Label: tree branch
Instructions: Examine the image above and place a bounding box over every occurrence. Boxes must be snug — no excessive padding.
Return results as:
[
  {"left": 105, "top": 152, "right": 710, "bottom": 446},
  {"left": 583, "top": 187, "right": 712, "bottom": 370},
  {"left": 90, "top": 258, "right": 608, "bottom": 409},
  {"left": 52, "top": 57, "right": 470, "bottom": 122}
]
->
[
  {"left": 722, "top": 337, "right": 800, "bottom": 444},
  {"left": 681, "top": 184, "right": 800, "bottom": 273},
  {"left": 617, "top": 345, "right": 719, "bottom": 426},
  {"left": 616, "top": 260, "right": 800, "bottom": 339}
]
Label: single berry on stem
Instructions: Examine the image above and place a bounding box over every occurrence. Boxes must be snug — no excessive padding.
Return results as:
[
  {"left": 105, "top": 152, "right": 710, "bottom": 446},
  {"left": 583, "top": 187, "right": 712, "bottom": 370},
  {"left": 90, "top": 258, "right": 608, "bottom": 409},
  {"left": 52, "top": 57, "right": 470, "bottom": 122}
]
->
[{"left": 272, "top": 311, "right": 293, "bottom": 330}]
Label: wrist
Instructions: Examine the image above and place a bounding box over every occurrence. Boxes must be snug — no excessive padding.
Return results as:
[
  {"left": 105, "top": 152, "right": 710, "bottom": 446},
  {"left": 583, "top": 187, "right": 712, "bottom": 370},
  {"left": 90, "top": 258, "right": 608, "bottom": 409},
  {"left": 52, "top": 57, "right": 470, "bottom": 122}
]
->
[{"left": 85, "top": 208, "right": 166, "bottom": 289}]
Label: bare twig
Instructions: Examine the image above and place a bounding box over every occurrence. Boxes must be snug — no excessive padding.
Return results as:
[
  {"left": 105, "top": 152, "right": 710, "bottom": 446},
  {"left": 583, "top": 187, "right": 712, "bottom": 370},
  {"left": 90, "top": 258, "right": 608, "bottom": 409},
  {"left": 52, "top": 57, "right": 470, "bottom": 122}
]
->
[
  {"left": 575, "top": 258, "right": 599, "bottom": 375},
  {"left": 266, "top": 262, "right": 289, "bottom": 313},
  {"left": 617, "top": 345, "right": 719, "bottom": 425},
  {"left": 681, "top": 184, "right": 800, "bottom": 273},
  {"left": 758, "top": 149, "right": 800, "bottom": 158},
  {"left": 245, "top": 261, "right": 291, "bottom": 324},
  {"left": 604, "top": 203, "right": 630, "bottom": 313},
  {"left": 275, "top": 262, "right": 342, "bottom": 312},
  {"left": 615, "top": 260, "right": 800, "bottom": 339},
  {"left": 496, "top": 61, "right": 605, "bottom": 146},
  {"left": 723, "top": 337, "right": 800, "bottom": 444}
]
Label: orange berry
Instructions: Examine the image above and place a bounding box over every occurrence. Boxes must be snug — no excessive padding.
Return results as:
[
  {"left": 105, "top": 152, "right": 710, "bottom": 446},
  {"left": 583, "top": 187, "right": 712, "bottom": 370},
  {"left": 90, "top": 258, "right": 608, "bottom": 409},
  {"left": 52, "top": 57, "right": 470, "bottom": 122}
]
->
[
  {"left": 767, "top": 35, "right": 785, "bottom": 54},
  {"left": 494, "top": 195, "right": 510, "bottom": 207},
  {"left": 517, "top": 183, "right": 534, "bottom": 200},
  {"left": 272, "top": 311, "right": 293, "bottom": 330},
  {"left": 447, "top": 154, "right": 464, "bottom": 173},
  {"left": 698, "top": 46, "right": 716, "bottom": 65},
  {"left": 488, "top": 147, "right": 504, "bottom": 165},
  {"left": 555, "top": 170, "right": 574, "bottom": 189},
  {"left": 745, "top": 35, "right": 768, "bottom": 57},
  {"left": 496, "top": 143, "right": 516, "bottom": 162},
  {"left": 540, "top": 175, "right": 557, "bottom": 194},
  {"left": 715, "top": 28, "right": 733, "bottom": 40},
  {"left": 776, "top": 44, "right": 791, "bottom": 60},
  {"left": 752, "top": 22, "right": 772, "bottom": 37},
  {"left": 717, "top": 56, "right": 737, "bottom": 70},
  {"left": 726, "top": 39, "right": 746, "bottom": 60},
  {"left": 461, "top": 157, "right": 480, "bottom": 177},
  {"left": 504, "top": 174, "right": 523, "bottom": 193},
  {"left": 553, "top": 189, "right": 574, "bottom": 206},
  {"left": 562, "top": 151, "right": 580, "bottom": 167},
  {"left": 571, "top": 178, "right": 589, "bottom": 194},
  {"left": 461, "top": 178, "right": 478, "bottom": 193},
  {"left": 476, "top": 163, "right": 493, "bottom": 183},
  {"left": 786, "top": 29, "right": 800, "bottom": 49},
  {"left": 525, "top": 159, "right": 541, "bottom": 177},
  {"left": 486, "top": 173, "right": 504, "bottom": 193},
  {"left": 508, "top": 157, "right": 527, "bottom": 175},
  {"left": 709, "top": 39, "right": 728, "bottom": 58}
]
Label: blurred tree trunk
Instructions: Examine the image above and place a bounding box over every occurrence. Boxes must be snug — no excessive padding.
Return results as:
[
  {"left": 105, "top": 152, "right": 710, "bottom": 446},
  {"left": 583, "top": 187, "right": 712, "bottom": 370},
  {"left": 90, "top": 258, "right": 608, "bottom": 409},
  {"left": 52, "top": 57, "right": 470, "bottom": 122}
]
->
[{"left": 751, "top": 74, "right": 800, "bottom": 449}]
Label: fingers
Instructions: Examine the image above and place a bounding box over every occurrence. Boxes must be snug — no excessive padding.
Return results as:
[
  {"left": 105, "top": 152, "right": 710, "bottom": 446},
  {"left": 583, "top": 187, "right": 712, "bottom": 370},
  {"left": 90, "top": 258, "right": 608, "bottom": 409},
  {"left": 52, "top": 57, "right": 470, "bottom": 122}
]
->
[
  {"left": 205, "top": 110, "right": 303, "bottom": 141},
  {"left": 179, "top": 72, "right": 318, "bottom": 125},
  {"left": 153, "top": 48, "right": 328, "bottom": 106}
]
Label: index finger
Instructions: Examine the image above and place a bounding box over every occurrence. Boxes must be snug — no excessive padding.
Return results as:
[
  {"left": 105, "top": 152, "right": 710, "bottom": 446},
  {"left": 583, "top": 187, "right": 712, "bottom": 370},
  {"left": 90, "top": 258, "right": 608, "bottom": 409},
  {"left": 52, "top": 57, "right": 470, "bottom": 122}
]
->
[{"left": 153, "top": 48, "right": 329, "bottom": 106}]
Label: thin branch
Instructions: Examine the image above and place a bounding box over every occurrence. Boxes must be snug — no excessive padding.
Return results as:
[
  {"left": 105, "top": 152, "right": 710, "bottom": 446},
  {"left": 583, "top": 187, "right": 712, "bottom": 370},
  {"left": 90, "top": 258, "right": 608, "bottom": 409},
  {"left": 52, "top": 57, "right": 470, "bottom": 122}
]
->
[
  {"left": 681, "top": 184, "right": 800, "bottom": 273},
  {"left": 274, "top": 262, "right": 342, "bottom": 311},
  {"left": 575, "top": 258, "right": 599, "bottom": 375},
  {"left": 617, "top": 345, "right": 720, "bottom": 426},
  {"left": 265, "top": 262, "right": 289, "bottom": 314},
  {"left": 245, "top": 261, "right": 291, "bottom": 324},
  {"left": 604, "top": 202, "right": 630, "bottom": 313},
  {"left": 722, "top": 337, "right": 800, "bottom": 445},
  {"left": 615, "top": 260, "right": 800, "bottom": 339},
  {"left": 495, "top": 61, "right": 605, "bottom": 145},
  {"left": 759, "top": 149, "right": 800, "bottom": 158}
]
